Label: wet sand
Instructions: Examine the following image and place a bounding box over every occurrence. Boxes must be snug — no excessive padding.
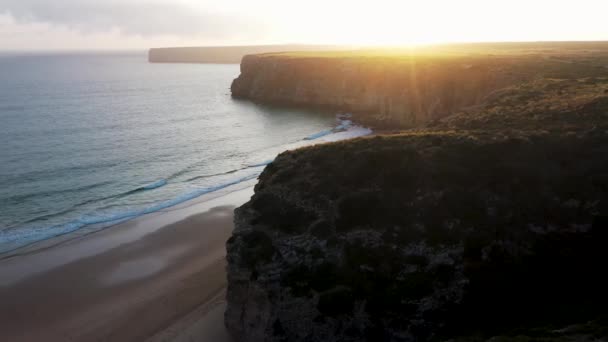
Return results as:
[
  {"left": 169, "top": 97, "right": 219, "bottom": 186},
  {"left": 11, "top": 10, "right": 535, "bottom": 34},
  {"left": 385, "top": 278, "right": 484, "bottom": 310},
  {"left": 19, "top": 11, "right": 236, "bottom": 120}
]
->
[{"left": 0, "top": 187, "right": 253, "bottom": 342}]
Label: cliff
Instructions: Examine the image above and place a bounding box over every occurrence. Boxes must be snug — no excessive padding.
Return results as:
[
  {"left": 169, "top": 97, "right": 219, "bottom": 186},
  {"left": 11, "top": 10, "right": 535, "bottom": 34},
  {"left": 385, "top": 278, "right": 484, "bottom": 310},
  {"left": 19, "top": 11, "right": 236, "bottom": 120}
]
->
[
  {"left": 231, "top": 43, "right": 608, "bottom": 128},
  {"left": 225, "top": 44, "right": 608, "bottom": 341},
  {"left": 226, "top": 130, "right": 608, "bottom": 341}
]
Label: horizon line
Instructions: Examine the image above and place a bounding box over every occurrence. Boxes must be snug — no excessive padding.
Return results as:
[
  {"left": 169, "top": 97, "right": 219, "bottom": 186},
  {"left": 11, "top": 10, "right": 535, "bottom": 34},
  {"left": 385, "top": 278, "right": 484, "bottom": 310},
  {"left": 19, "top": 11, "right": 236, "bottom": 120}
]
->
[{"left": 3, "top": 39, "right": 608, "bottom": 55}]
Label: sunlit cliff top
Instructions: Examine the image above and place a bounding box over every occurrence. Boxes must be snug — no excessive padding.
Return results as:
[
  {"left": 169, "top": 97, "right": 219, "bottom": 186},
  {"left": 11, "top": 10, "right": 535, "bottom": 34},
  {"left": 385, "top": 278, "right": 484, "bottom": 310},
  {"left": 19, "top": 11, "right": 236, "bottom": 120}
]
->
[{"left": 256, "top": 41, "right": 608, "bottom": 59}]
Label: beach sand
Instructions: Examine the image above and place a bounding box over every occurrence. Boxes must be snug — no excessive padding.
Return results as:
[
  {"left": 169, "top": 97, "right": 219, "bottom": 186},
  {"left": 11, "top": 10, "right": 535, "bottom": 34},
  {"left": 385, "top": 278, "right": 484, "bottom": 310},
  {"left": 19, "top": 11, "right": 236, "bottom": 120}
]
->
[{"left": 0, "top": 186, "right": 253, "bottom": 342}]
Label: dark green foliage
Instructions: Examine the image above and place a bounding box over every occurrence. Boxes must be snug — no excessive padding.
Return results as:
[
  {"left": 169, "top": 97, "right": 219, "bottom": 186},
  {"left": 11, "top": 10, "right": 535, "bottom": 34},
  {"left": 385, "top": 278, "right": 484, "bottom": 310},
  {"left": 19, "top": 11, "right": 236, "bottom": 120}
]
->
[
  {"left": 435, "top": 76, "right": 608, "bottom": 133},
  {"left": 250, "top": 192, "right": 315, "bottom": 233},
  {"left": 396, "top": 272, "right": 436, "bottom": 300},
  {"left": 241, "top": 128, "right": 608, "bottom": 340},
  {"left": 308, "top": 262, "right": 339, "bottom": 292},
  {"left": 317, "top": 286, "right": 354, "bottom": 316},
  {"left": 404, "top": 254, "right": 429, "bottom": 267},
  {"left": 432, "top": 264, "right": 454, "bottom": 285},
  {"left": 281, "top": 265, "right": 314, "bottom": 297},
  {"left": 442, "top": 223, "right": 608, "bottom": 338},
  {"left": 308, "top": 220, "right": 333, "bottom": 239},
  {"left": 272, "top": 319, "right": 286, "bottom": 337},
  {"left": 238, "top": 230, "right": 276, "bottom": 268}
]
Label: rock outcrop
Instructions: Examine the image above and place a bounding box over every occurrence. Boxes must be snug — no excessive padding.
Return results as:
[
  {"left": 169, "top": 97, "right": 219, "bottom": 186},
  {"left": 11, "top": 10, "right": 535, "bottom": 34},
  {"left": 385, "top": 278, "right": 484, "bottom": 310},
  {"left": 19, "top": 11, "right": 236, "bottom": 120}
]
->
[{"left": 226, "top": 131, "right": 608, "bottom": 341}]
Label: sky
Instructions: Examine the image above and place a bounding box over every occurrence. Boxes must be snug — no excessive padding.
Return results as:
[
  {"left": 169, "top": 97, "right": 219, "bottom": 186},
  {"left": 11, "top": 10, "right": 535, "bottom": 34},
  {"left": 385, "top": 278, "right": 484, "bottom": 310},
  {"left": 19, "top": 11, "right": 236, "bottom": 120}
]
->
[{"left": 1, "top": 0, "right": 607, "bottom": 51}]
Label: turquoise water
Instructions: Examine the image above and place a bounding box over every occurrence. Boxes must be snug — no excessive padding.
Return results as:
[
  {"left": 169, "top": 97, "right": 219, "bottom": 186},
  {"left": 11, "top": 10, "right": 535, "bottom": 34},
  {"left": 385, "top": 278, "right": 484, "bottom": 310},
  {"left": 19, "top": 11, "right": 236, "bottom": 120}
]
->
[{"left": 0, "top": 52, "right": 370, "bottom": 254}]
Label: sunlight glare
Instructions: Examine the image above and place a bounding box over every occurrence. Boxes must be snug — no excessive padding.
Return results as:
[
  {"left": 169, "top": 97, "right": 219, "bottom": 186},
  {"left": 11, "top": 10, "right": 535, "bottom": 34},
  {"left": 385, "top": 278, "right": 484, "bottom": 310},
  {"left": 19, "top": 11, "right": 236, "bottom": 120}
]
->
[{"left": 256, "top": 0, "right": 608, "bottom": 46}]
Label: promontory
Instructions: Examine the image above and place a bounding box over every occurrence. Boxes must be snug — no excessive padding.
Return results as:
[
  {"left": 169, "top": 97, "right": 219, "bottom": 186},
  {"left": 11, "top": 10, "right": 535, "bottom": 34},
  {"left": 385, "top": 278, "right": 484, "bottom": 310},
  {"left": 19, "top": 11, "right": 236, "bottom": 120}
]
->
[{"left": 225, "top": 42, "right": 608, "bottom": 341}]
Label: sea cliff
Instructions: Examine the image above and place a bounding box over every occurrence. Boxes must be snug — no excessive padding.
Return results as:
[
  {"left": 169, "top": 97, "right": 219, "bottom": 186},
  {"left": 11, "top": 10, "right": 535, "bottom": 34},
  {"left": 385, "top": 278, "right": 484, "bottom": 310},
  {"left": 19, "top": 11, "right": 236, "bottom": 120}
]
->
[
  {"left": 225, "top": 44, "right": 608, "bottom": 341},
  {"left": 231, "top": 46, "right": 608, "bottom": 128},
  {"left": 231, "top": 54, "right": 514, "bottom": 127},
  {"left": 226, "top": 131, "right": 608, "bottom": 341}
]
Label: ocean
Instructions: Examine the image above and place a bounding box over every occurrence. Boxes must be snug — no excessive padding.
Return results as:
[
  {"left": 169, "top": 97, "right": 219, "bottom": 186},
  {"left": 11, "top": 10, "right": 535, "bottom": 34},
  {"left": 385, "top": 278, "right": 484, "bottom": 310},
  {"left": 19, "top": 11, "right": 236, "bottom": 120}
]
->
[{"left": 0, "top": 52, "right": 371, "bottom": 254}]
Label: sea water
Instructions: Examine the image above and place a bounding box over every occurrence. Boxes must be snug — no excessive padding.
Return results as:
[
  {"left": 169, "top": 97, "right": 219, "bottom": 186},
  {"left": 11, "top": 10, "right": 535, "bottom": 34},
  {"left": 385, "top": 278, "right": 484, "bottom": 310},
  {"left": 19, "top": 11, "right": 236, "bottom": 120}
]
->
[{"left": 0, "top": 52, "right": 371, "bottom": 254}]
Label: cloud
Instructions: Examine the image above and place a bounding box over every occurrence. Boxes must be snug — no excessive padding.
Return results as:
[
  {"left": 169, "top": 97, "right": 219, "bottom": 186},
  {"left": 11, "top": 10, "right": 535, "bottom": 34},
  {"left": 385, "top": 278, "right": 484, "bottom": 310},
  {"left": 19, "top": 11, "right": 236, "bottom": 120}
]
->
[{"left": 0, "top": 0, "right": 267, "bottom": 39}]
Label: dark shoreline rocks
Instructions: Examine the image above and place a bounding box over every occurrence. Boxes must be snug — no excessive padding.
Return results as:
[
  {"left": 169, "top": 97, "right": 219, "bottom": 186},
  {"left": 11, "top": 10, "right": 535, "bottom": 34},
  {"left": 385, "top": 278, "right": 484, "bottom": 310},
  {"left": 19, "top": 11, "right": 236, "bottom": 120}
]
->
[{"left": 226, "top": 131, "right": 608, "bottom": 341}]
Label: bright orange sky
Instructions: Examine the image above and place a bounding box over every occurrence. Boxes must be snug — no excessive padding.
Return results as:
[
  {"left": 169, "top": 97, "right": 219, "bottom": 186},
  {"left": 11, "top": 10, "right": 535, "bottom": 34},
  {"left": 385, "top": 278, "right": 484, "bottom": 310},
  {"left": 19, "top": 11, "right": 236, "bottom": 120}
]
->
[{"left": 1, "top": 0, "right": 607, "bottom": 50}]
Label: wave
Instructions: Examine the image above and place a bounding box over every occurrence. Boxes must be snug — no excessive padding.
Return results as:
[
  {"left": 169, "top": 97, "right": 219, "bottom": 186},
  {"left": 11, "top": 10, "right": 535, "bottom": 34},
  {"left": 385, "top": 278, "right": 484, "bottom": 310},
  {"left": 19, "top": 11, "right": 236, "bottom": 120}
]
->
[
  {"left": 0, "top": 114, "right": 372, "bottom": 255},
  {"left": 186, "top": 169, "right": 238, "bottom": 182},
  {"left": 3, "top": 178, "right": 167, "bottom": 234},
  {"left": 140, "top": 179, "right": 167, "bottom": 191},
  {"left": 166, "top": 152, "right": 248, "bottom": 182},
  {"left": 0, "top": 180, "right": 114, "bottom": 206},
  {"left": 315, "top": 125, "right": 373, "bottom": 142},
  {"left": 304, "top": 118, "right": 354, "bottom": 141},
  {"left": 109, "top": 178, "right": 169, "bottom": 199},
  {"left": 0, "top": 173, "right": 261, "bottom": 254},
  {"left": 304, "top": 129, "right": 333, "bottom": 140},
  {"left": 186, "top": 160, "right": 273, "bottom": 183},
  {"left": 335, "top": 119, "right": 353, "bottom": 131},
  {"left": 12, "top": 207, "right": 80, "bottom": 229},
  {"left": 247, "top": 159, "right": 274, "bottom": 168}
]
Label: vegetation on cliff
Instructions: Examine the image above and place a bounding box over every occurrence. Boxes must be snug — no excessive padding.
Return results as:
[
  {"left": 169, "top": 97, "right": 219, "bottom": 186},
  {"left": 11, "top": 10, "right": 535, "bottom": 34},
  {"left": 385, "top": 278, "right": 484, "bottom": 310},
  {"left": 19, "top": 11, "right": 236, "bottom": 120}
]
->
[{"left": 227, "top": 130, "right": 608, "bottom": 341}]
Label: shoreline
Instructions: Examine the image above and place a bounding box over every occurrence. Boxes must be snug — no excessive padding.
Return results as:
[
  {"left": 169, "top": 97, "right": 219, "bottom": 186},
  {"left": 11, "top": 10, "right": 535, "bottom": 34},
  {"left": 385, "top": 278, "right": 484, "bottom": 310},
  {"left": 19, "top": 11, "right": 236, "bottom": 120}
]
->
[
  {"left": 0, "top": 179, "right": 257, "bottom": 262},
  {"left": 0, "top": 186, "right": 253, "bottom": 341},
  {"left": 0, "top": 111, "right": 373, "bottom": 341},
  {"left": 1, "top": 114, "right": 372, "bottom": 259}
]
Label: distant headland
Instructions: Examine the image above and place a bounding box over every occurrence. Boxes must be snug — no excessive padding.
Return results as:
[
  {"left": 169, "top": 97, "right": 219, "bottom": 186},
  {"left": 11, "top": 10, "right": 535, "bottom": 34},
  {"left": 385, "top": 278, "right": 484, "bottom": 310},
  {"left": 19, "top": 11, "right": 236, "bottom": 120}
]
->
[{"left": 148, "top": 45, "right": 353, "bottom": 64}]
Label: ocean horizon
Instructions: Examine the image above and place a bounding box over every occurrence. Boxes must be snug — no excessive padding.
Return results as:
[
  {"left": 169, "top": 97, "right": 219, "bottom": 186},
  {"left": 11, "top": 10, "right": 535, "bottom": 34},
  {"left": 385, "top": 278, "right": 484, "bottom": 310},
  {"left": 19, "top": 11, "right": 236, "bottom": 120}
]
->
[{"left": 0, "top": 52, "right": 371, "bottom": 254}]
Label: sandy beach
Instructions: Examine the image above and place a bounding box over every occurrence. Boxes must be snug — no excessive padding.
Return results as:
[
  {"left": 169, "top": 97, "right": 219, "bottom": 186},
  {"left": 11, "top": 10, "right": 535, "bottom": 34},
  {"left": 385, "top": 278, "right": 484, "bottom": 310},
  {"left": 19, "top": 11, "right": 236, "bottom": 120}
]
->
[{"left": 0, "top": 186, "right": 254, "bottom": 342}]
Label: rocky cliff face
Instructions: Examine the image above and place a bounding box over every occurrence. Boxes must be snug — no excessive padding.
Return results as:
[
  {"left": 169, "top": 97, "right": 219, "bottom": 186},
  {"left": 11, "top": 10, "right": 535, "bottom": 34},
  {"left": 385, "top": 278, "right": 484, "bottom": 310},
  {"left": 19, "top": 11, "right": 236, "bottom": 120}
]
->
[
  {"left": 232, "top": 54, "right": 590, "bottom": 128},
  {"left": 226, "top": 131, "right": 608, "bottom": 341},
  {"left": 232, "top": 55, "right": 516, "bottom": 127}
]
